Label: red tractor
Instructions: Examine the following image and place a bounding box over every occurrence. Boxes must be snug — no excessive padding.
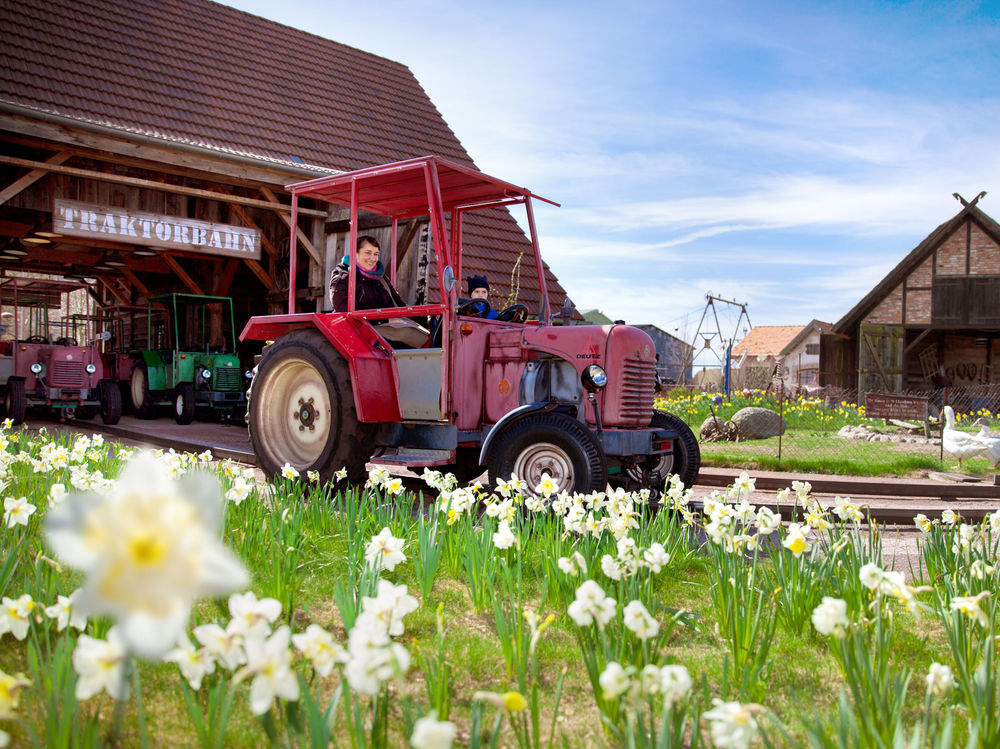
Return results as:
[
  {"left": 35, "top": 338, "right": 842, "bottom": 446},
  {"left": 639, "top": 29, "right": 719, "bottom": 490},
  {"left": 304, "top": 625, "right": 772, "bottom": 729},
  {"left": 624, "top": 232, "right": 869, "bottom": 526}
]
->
[
  {"left": 241, "top": 157, "right": 699, "bottom": 494},
  {"left": 0, "top": 277, "right": 121, "bottom": 425}
]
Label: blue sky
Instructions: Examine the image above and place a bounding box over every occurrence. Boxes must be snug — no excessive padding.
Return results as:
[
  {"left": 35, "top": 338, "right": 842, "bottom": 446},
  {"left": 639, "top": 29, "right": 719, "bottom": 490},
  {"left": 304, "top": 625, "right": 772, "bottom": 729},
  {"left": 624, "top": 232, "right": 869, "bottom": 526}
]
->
[{"left": 224, "top": 0, "right": 999, "bottom": 349}]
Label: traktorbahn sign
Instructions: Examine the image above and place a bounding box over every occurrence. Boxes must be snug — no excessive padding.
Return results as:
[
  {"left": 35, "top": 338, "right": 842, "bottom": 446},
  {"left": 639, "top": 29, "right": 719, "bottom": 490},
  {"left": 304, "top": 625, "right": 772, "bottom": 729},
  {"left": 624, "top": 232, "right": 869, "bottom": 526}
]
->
[{"left": 53, "top": 199, "right": 262, "bottom": 260}]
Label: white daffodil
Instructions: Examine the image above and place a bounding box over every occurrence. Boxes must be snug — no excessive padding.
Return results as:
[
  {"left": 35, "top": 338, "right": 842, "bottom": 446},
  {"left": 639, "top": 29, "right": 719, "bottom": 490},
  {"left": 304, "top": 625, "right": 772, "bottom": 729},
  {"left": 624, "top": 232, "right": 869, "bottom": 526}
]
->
[
  {"left": 280, "top": 463, "right": 300, "bottom": 479},
  {"left": 225, "top": 476, "right": 251, "bottom": 505},
  {"left": 292, "top": 624, "right": 347, "bottom": 678},
  {"left": 334, "top": 467, "right": 348, "bottom": 482},
  {"left": 163, "top": 635, "right": 216, "bottom": 690},
  {"left": 73, "top": 627, "right": 128, "bottom": 701},
  {"left": 492, "top": 520, "right": 517, "bottom": 550},
  {"left": 925, "top": 662, "right": 956, "bottom": 698},
  {"left": 193, "top": 622, "right": 246, "bottom": 671},
  {"left": 227, "top": 591, "right": 282, "bottom": 639},
  {"left": 410, "top": 711, "right": 456, "bottom": 749},
  {"left": 643, "top": 543, "right": 670, "bottom": 573},
  {"left": 950, "top": 591, "right": 991, "bottom": 627},
  {"left": 599, "top": 661, "right": 631, "bottom": 700},
  {"left": 49, "top": 483, "right": 68, "bottom": 506},
  {"left": 782, "top": 522, "right": 811, "bottom": 558},
  {"left": 385, "top": 478, "right": 404, "bottom": 495},
  {"left": 970, "top": 560, "right": 996, "bottom": 580},
  {"left": 365, "top": 527, "right": 406, "bottom": 571},
  {"left": 623, "top": 600, "right": 660, "bottom": 640},
  {"left": 703, "top": 699, "right": 759, "bottom": 749},
  {"left": 0, "top": 667, "right": 30, "bottom": 748},
  {"left": 601, "top": 554, "right": 623, "bottom": 581},
  {"left": 755, "top": 507, "right": 781, "bottom": 535},
  {"left": 859, "top": 563, "right": 884, "bottom": 591},
  {"left": 44, "top": 590, "right": 87, "bottom": 632},
  {"left": 941, "top": 509, "right": 959, "bottom": 526},
  {"left": 811, "top": 597, "right": 849, "bottom": 638},
  {"left": 791, "top": 480, "right": 811, "bottom": 500},
  {"left": 235, "top": 625, "right": 300, "bottom": 715},
  {"left": 3, "top": 496, "right": 35, "bottom": 528},
  {"left": 567, "top": 580, "right": 616, "bottom": 628},
  {"left": 358, "top": 579, "right": 419, "bottom": 638},
  {"left": 659, "top": 665, "right": 692, "bottom": 707},
  {"left": 343, "top": 638, "right": 410, "bottom": 695},
  {"left": 0, "top": 595, "right": 35, "bottom": 641},
  {"left": 45, "top": 452, "right": 249, "bottom": 658},
  {"left": 535, "top": 473, "right": 558, "bottom": 498}
]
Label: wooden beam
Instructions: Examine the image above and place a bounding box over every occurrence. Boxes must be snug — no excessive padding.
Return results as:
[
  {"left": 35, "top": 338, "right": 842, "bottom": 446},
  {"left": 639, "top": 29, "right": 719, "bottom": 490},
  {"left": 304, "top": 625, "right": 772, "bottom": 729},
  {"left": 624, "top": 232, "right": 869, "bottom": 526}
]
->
[
  {"left": 0, "top": 149, "right": 73, "bottom": 206},
  {"left": 228, "top": 203, "right": 279, "bottom": 259},
  {"left": 99, "top": 277, "right": 130, "bottom": 306},
  {"left": 395, "top": 219, "right": 425, "bottom": 272},
  {"left": 259, "top": 186, "right": 322, "bottom": 264},
  {"left": 243, "top": 258, "right": 276, "bottom": 291},
  {"left": 121, "top": 267, "right": 153, "bottom": 299},
  {"left": 862, "top": 334, "right": 892, "bottom": 391},
  {"left": 903, "top": 327, "right": 934, "bottom": 356},
  {"left": 162, "top": 254, "right": 205, "bottom": 295},
  {"left": 213, "top": 259, "right": 240, "bottom": 296},
  {"left": 0, "top": 112, "right": 330, "bottom": 190},
  {"left": 0, "top": 154, "right": 327, "bottom": 217},
  {"left": 325, "top": 214, "right": 398, "bottom": 234}
]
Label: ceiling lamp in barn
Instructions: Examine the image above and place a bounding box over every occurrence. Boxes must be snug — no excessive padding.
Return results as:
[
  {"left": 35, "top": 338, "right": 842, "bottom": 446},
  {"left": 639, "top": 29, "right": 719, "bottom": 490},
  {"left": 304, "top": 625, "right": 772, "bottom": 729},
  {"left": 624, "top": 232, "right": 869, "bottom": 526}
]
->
[
  {"left": 6, "top": 246, "right": 27, "bottom": 256},
  {"left": 21, "top": 236, "right": 50, "bottom": 245},
  {"left": 132, "top": 247, "right": 157, "bottom": 257},
  {"left": 104, "top": 255, "right": 127, "bottom": 267}
]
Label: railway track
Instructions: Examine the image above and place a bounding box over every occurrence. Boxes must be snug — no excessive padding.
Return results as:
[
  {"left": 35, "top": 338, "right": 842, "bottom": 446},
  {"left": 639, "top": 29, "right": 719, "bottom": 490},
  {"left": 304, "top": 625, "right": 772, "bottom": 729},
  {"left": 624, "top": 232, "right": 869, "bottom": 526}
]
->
[{"left": 53, "top": 417, "right": 1000, "bottom": 526}]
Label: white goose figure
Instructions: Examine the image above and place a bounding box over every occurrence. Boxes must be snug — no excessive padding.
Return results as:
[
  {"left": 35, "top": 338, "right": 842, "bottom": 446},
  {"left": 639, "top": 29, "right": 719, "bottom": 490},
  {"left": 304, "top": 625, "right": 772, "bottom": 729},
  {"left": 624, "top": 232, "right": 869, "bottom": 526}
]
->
[
  {"left": 972, "top": 418, "right": 1000, "bottom": 468},
  {"left": 942, "top": 406, "right": 987, "bottom": 469}
]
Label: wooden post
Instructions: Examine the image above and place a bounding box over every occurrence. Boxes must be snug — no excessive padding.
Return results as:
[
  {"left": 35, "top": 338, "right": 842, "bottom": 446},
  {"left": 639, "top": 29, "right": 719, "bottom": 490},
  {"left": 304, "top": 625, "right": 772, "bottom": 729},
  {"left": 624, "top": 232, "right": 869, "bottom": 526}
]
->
[{"left": 777, "top": 379, "right": 784, "bottom": 467}]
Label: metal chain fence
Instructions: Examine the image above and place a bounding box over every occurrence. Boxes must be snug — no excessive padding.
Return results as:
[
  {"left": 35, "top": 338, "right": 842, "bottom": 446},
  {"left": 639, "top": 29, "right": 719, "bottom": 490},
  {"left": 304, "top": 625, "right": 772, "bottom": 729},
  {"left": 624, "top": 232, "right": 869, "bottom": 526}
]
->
[{"left": 655, "top": 383, "right": 1000, "bottom": 477}]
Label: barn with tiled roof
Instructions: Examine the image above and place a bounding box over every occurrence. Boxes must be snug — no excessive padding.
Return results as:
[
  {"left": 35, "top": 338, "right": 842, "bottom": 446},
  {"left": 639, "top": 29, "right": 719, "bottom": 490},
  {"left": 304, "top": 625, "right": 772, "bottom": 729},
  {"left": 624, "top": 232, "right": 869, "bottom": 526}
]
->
[{"left": 0, "top": 0, "right": 570, "bottom": 318}]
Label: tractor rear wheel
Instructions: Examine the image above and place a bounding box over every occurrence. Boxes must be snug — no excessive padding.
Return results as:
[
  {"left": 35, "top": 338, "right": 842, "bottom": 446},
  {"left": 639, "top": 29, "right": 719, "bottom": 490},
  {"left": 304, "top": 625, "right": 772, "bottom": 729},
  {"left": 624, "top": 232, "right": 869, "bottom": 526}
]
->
[
  {"left": 248, "top": 329, "right": 376, "bottom": 484},
  {"left": 130, "top": 364, "right": 156, "bottom": 419},
  {"left": 4, "top": 378, "right": 26, "bottom": 424},
  {"left": 488, "top": 412, "right": 607, "bottom": 495},
  {"left": 613, "top": 410, "right": 700, "bottom": 494}
]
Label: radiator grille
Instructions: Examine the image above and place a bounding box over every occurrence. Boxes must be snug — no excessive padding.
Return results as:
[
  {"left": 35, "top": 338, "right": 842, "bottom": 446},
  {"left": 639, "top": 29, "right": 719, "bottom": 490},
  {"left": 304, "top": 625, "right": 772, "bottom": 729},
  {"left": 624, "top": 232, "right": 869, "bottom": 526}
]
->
[
  {"left": 51, "top": 360, "right": 85, "bottom": 387},
  {"left": 618, "top": 356, "right": 656, "bottom": 422},
  {"left": 214, "top": 366, "right": 242, "bottom": 391}
]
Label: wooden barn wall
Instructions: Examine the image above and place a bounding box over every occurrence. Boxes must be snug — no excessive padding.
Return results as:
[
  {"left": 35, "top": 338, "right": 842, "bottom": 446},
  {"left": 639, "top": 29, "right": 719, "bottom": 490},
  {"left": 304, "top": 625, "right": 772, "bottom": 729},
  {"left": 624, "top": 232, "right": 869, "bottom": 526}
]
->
[{"left": 4, "top": 160, "right": 292, "bottom": 318}]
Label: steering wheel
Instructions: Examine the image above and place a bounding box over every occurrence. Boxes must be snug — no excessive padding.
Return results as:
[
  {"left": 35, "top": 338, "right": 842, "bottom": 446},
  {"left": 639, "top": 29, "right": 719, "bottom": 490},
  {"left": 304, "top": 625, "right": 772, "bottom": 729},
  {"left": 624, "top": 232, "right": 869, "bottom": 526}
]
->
[
  {"left": 457, "top": 299, "right": 492, "bottom": 319},
  {"left": 54, "top": 337, "right": 78, "bottom": 346},
  {"left": 496, "top": 303, "right": 529, "bottom": 323},
  {"left": 24, "top": 335, "right": 47, "bottom": 344}
]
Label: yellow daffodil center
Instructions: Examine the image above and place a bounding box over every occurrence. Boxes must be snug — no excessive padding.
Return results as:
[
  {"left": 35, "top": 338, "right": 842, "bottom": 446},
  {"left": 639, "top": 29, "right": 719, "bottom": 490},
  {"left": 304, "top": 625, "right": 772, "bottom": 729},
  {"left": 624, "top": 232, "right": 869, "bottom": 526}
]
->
[
  {"left": 787, "top": 537, "right": 805, "bottom": 555},
  {"left": 128, "top": 532, "right": 167, "bottom": 567},
  {"left": 503, "top": 691, "right": 527, "bottom": 711}
]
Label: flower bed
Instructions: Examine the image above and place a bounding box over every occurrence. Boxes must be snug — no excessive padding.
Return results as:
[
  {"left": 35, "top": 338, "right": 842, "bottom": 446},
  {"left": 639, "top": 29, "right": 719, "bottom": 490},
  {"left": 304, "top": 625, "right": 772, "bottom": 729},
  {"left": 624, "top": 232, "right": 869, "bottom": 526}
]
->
[{"left": 0, "top": 423, "right": 998, "bottom": 747}]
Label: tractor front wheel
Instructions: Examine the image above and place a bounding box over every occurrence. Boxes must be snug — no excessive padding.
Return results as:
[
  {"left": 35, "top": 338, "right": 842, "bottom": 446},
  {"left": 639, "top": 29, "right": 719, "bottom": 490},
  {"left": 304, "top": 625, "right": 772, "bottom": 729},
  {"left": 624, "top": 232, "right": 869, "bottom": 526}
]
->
[
  {"left": 99, "top": 380, "right": 123, "bottom": 425},
  {"left": 4, "top": 378, "right": 26, "bottom": 424},
  {"left": 248, "top": 329, "right": 376, "bottom": 484},
  {"left": 488, "top": 412, "right": 607, "bottom": 495},
  {"left": 173, "top": 383, "right": 196, "bottom": 425},
  {"left": 613, "top": 411, "right": 701, "bottom": 494}
]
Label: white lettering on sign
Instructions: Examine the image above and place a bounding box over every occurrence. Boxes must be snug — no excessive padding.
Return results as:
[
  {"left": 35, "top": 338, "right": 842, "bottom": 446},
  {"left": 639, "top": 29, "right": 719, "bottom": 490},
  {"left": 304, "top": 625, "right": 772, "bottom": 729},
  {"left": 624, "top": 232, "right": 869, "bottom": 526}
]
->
[{"left": 52, "top": 199, "right": 262, "bottom": 260}]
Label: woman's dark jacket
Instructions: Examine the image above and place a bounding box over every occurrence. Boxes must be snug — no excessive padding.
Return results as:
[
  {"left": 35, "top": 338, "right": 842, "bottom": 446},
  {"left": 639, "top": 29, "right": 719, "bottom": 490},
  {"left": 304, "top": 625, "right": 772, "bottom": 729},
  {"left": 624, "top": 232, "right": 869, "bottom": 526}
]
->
[{"left": 329, "top": 258, "right": 406, "bottom": 312}]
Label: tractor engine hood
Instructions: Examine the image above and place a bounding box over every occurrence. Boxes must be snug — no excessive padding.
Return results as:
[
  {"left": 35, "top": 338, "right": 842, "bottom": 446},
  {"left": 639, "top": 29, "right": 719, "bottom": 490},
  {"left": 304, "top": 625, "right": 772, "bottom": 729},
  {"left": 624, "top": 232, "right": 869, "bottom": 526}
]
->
[{"left": 520, "top": 323, "right": 658, "bottom": 427}]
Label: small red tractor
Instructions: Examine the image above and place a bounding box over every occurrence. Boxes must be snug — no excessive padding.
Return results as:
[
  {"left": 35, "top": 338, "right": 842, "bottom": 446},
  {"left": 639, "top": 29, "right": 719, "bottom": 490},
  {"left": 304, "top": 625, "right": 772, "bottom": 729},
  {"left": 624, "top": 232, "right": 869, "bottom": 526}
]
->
[
  {"left": 0, "top": 276, "right": 121, "bottom": 425},
  {"left": 241, "top": 157, "right": 699, "bottom": 494}
]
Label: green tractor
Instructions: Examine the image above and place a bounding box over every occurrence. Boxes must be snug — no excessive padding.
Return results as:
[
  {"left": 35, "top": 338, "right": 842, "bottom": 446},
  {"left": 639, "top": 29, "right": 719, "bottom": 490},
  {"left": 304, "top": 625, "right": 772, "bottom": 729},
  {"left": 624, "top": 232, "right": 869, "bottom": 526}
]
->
[{"left": 124, "top": 294, "right": 246, "bottom": 424}]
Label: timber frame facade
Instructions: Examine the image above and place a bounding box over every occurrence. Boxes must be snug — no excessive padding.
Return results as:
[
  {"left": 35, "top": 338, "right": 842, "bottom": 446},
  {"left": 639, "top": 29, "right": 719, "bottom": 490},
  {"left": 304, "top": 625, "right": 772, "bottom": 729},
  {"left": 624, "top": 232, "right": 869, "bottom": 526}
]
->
[{"left": 822, "top": 194, "right": 1000, "bottom": 405}]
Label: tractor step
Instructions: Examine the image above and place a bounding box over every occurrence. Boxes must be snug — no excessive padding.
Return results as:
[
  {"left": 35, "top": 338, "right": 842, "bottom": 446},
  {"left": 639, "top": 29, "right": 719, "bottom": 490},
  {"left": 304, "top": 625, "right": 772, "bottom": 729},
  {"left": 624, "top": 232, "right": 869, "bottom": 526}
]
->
[{"left": 370, "top": 447, "right": 453, "bottom": 468}]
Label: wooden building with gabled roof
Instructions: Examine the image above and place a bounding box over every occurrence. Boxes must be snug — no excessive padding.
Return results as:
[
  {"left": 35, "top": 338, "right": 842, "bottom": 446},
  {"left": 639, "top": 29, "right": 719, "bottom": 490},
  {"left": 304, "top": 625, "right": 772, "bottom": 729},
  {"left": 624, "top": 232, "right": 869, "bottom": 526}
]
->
[
  {"left": 822, "top": 193, "right": 1000, "bottom": 402},
  {"left": 0, "top": 0, "right": 571, "bottom": 344}
]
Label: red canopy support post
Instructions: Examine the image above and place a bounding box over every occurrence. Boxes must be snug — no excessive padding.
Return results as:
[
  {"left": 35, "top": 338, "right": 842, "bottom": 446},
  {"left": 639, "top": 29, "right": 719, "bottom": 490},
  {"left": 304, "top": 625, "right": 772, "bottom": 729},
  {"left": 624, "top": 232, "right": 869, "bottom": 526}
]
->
[
  {"left": 347, "top": 179, "right": 359, "bottom": 314},
  {"left": 287, "top": 192, "right": 299, "bottom": 313},
  {"left": 524, "top": 197, "right": 549, "bottom": 325},
  {"left": 390, "top": 217, "right": 398, "bottom": 287}
]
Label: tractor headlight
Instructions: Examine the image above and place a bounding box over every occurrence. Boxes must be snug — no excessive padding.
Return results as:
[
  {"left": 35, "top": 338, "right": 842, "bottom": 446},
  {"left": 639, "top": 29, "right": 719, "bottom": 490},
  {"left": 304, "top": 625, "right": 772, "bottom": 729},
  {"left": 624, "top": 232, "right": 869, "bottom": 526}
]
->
[
  {"left": 86, "top": 363, "right": 97, "bottom": 374},
  {"left": 245, "top": 369, "right": 254, "bottom": 379},
  {"left": 201, "top": 368, "right": 212, "bottom": 380},
  {"left": 581, "top": 364, "right": 608, "bottom": 393},
  {"left": 30, "top": 362, "right": 43, "bottom": 374}
]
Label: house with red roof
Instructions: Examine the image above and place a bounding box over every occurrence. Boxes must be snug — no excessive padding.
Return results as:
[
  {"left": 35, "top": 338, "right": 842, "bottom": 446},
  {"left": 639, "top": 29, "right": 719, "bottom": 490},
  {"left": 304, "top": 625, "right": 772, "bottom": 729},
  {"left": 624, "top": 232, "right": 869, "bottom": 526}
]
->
[{"left": 731, "top": 321, "right": 831, "bottom": 390}]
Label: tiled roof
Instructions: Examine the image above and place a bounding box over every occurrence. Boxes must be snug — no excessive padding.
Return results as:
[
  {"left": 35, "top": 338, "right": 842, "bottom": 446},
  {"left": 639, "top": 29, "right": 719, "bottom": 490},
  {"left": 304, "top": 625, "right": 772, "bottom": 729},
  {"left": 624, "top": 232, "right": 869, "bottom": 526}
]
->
[
  {"left": 0, "top": 0, "right": 571, "bottom": 309},
  {"left": 730, "top": 325, "right": 805, "bottom": 358}
]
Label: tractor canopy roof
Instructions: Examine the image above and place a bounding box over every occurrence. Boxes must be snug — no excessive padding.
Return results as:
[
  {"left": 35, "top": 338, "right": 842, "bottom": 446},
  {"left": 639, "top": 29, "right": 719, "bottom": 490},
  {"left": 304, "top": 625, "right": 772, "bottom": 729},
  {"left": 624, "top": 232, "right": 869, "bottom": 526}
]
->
[
  {"left": 0, "top": 276, "right": 89, "bottom": 308},
  {"left": 285, "top": 156, "right": 558, "bottom": 219}
]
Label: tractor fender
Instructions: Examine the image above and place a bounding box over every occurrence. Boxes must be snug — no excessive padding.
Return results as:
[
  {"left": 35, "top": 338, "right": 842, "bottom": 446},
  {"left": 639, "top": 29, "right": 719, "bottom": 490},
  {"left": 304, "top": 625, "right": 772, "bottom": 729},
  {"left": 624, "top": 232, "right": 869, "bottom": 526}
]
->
[
  {"left": 242, "top": 312, "right": 401, "bottom": 423},
  {"left": 134, "top": 351, "right": 168, "bottom": 391},
  {"left": 479, "top": 401, "right": 562, "bottom": 466}
]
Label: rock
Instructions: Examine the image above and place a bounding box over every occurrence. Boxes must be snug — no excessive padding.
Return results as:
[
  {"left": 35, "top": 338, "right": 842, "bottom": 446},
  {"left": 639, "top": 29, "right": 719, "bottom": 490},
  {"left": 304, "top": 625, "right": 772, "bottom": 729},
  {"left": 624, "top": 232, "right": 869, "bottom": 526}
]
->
[
  {"left": 730, "top": 407, "right": 785, "bottom": 441},
  {"left": 700, "top": 415, "right": 736, "bottom": 442}
]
